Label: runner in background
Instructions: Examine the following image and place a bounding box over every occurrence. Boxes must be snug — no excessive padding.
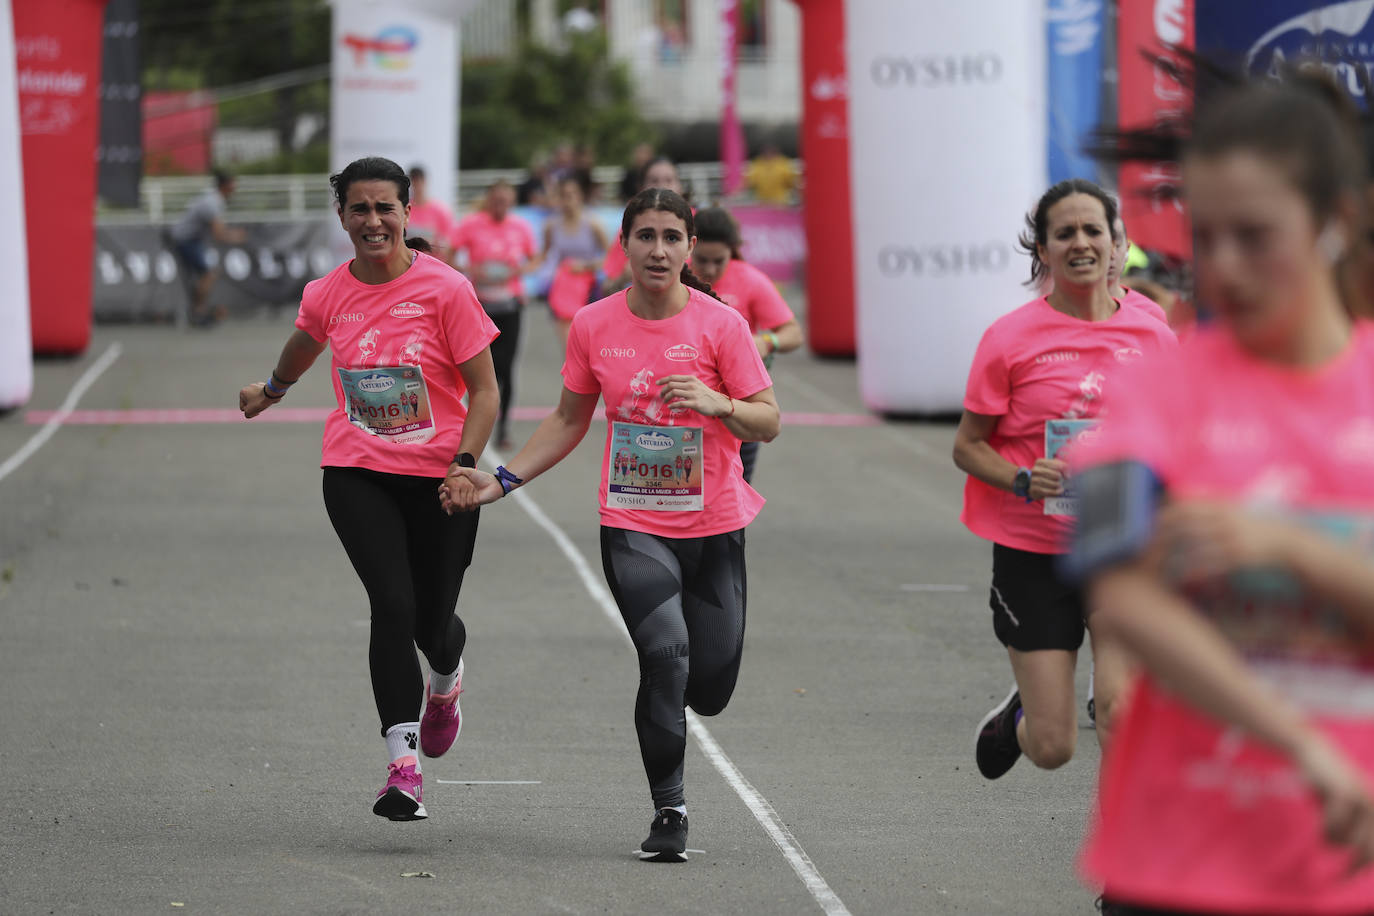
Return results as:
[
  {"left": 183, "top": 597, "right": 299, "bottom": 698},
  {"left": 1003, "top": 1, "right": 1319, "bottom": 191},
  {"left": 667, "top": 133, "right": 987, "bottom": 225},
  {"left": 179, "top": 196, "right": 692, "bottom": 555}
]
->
[
  {"left": 690, "top": 205, "right": 803, "bottom": 483},
  {"left": 450, "top": 180, "right": 537, "bottom": 450},
  {"left": 954, "top": 179, "right": 1176, "bottom": 782},
  {"left": 535, "top": 174, "right": 608, "bottom": 347},
  {"left": 441, "top": 188, "right": 780, "bottom": 862},
  {"left": 600, "top": 156, "right": 685, "bottom": 298},
  {"left": 1076, "top": 76, "right": 1374, "bottom": 916},
  {"left": 167, "top": 169, "right": 247, "bottom": 328},
  {"left": 404, "top": 165, "right": 455, "bottom": 264},
  {"left": 1107, "top": 216, "right": 1168, "bottom": 324},
  {"left": 237, "top": 156, "right": 500, "bottom": 823}
]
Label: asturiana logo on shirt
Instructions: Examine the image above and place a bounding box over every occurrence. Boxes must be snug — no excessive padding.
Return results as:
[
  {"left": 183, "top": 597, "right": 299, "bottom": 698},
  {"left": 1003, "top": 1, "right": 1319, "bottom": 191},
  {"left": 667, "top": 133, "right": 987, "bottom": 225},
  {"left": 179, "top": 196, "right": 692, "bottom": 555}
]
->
[
  {"left": 390, "top": 302, "right": 425, "bottom": 318},
  {"left": 356, "top": 373, "right": 396, "bottom": 393},
  {"left": 635, "top": 431, "right": 675, "bottom": 451},
  {"left": 1035, "top": 350, "right": 1079, "bottom": 364},
  {"left": 665, "top": 344, "right": 699, "bottom": 362}
]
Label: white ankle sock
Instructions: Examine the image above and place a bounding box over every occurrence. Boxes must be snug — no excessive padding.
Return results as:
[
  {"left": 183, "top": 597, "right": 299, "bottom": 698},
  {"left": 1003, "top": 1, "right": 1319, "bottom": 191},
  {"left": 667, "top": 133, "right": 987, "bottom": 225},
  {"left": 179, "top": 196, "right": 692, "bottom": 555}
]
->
[
  {"left": 429, "top": 658, "right": 462, "bottom": 696},
  {"left": 385, "top": 722, "right": 421, "bottom": 764}
]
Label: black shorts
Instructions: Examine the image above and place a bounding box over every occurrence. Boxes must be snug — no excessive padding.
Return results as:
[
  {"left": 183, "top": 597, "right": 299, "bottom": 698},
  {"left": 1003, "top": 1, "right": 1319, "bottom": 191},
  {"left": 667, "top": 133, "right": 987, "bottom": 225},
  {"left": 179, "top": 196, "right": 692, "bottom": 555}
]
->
[{"left": 988, "top": 543, "right": 1085, "bottom": 652}]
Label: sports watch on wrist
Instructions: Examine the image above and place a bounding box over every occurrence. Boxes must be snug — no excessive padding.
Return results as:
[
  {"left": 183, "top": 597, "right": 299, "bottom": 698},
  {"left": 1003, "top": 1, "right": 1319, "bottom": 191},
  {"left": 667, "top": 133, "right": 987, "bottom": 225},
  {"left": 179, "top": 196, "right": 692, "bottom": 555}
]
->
[
  {"left": 452, "top": 452, "right": 476, "bottom": 469},
  {"left": 1012, "top": 466, "right": 1033, "bottom": 501}
]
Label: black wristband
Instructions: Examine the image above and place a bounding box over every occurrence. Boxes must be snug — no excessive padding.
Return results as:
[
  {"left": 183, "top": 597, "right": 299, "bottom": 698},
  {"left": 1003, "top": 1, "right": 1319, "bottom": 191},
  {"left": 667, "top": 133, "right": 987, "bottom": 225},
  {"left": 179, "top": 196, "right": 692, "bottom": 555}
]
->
[
  {"left": 270, "top": 371, "right": 298, "bottom": 389},
  {"left": 453, "top": 452, "right": 476, "bottom": 468}
]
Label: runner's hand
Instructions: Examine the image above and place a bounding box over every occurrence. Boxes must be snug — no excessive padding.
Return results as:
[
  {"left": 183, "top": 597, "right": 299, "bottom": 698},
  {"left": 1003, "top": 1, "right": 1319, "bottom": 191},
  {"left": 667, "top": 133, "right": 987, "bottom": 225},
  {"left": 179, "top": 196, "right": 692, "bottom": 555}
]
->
[
  {"left": 1152, "top": 501, "right": 1291, "bottom": 584},
  {"left": 1028, "top": 458, "right": 1067, "bottom": 501},
  {"left": 1295, "top": 734, "right": 1374, "bottom": 871},
  {"left": 239, "top": 382, "right": 276, "bottom": 419},
  {"left": 439, "top": 467, "right": 503, "bottom": 514},
  {"left": 657, "top": 375, "right": 732, "bottom": 418}
]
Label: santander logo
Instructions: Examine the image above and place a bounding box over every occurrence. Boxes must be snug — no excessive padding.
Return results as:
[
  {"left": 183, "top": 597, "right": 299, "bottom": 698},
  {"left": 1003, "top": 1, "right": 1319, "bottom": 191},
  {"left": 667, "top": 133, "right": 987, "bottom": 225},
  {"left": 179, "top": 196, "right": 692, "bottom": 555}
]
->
[
  {"left": 390, "top": 302, "right": 424, "bottom": 318},
  {"left": 665, "top": 344, "right": 699, "bottom": 362}
]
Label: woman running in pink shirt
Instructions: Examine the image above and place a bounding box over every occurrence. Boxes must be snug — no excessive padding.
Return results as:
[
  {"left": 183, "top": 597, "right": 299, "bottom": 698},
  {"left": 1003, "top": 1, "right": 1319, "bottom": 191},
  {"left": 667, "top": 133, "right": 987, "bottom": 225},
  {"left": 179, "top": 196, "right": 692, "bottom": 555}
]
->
[
  {"left": 238, "top": 156, "right": 500, "bottom": 824},
  {"left": 443, "top": 188, "right": 780, "bottom": 862},
  {"left": 690, "top": 206, "right": 803, "bottom": 483},
  {"left": 1075, "top": 77, "right": 1374, "bottom": 916},
  {"left": 955, "top": 179, "right": 1176, "bottom": 782}
]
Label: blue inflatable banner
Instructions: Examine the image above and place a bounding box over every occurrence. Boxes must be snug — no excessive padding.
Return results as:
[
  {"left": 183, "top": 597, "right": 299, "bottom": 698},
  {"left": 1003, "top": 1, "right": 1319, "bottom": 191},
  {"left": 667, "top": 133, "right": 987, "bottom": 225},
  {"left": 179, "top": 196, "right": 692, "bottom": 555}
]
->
[
  {"left": 1047, "top": 0, "right": 1106, "bottom": 183},
  {"left": 1196, "top": 0, "right": 1374, "bottom": 102}
]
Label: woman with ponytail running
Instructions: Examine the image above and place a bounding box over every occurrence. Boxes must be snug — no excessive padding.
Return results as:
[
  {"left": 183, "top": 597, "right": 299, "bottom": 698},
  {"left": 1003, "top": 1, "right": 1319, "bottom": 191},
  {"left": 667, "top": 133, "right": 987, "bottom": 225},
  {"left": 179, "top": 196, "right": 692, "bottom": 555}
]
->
[
  {"left": 1074, "top": 76, "right": 1374, "bottom": 916},
  {"left": 690, "top": 205, "right": 802, "bottom": 482},
  {"left": 442, "top": 188, "right": 780, "bottom": 862}
]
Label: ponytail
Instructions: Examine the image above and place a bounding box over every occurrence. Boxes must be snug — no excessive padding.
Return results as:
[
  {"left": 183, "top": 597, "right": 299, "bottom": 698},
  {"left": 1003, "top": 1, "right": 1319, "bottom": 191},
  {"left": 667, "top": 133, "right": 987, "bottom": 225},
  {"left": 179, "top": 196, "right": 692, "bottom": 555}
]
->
[{"left": 680, "top": 263, "right": 727, "bottom": 304}]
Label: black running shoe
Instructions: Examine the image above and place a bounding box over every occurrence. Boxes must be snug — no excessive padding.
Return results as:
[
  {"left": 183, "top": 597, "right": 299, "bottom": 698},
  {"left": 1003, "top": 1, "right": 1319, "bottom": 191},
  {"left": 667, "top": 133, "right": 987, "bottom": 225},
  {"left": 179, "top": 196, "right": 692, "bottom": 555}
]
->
[
  {"left": 974, "top": 686, "right": 1022, "bottom": 780},
  {"left": 639, "top": 808, "right": 688, "bottom": 862}
]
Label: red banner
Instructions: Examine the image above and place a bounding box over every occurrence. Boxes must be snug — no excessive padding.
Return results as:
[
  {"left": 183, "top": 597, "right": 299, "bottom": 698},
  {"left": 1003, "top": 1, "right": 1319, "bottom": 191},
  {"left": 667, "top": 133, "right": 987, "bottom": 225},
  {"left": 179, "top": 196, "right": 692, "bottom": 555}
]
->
[
  {"left": 720, "top": 0, "right": 745, "bottom": 195},
  {"left": 791, "top": 0, "right": 854, "bottom": 356},
  {"left": 1116, "top": 0, "right": 1193, "bottom": 260},
  {"left": 14, "top": 0, "right": 106, "bottom": 354}
]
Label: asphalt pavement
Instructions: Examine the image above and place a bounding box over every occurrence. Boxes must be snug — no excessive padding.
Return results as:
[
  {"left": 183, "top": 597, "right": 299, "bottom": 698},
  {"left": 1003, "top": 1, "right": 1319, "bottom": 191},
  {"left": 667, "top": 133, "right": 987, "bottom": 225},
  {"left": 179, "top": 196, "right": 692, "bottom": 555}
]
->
[{"left": 0, "top": 296, "right": 1101, "bottom": 915}]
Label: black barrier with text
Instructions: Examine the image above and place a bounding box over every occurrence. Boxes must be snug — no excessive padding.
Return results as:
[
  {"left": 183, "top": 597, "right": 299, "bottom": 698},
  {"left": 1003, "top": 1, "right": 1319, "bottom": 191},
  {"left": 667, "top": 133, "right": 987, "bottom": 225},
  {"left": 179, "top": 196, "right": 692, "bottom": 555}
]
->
[{"left": 93, "top": 220, "right": 339, "bottom": 321}]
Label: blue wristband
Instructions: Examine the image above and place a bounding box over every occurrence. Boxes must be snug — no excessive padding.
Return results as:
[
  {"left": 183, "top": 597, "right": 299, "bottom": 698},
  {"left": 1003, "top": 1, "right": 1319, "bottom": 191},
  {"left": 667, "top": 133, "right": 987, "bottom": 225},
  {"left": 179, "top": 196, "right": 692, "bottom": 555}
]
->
[
  {"left": 263, "top": 377, "right": 286, "bottom": 399},
  {"left": 495, "top": 465, "right": 523, "bottom": 496}
]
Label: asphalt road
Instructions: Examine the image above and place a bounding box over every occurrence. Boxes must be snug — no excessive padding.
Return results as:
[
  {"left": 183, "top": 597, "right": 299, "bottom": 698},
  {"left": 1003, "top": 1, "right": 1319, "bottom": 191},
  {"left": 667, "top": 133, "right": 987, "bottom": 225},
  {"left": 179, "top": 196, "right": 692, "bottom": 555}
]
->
[{"left": 0, "top": 297, "right": 1101, "bottom": 915}]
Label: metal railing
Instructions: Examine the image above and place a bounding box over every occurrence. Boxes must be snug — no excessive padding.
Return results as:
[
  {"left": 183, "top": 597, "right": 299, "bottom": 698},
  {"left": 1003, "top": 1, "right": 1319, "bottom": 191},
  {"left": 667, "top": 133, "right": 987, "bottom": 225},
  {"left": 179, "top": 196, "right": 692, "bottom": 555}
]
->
[{"left": 104, "top": 160, "right": 797, "bottom": 224}]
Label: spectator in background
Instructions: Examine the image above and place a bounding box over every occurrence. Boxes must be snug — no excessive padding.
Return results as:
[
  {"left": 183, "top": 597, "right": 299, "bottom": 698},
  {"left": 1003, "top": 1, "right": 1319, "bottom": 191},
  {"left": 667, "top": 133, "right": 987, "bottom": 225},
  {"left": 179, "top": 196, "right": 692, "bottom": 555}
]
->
[
  {"left": 745, "top": 143, "right": 798, "bottom": 206},
  {"left": 405, "top": 165, "right": 455, "bottom": 263},
  {"left": 168, "top": 169, "right": 246, "bottom": 328},
  {"left": 620, "top": 142, "right": 655, "bottom": 202},
  {"left": 517, "top": 152, "right": 551, "bottom": 209}
]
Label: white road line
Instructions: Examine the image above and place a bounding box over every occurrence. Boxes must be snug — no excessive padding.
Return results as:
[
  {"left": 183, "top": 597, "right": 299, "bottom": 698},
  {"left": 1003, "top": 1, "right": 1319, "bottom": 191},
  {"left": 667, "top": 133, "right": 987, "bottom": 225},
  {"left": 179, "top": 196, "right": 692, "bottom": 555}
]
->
[
  {"left": 0, "top": 342, "right": 123, "bottom": 485},
  {"left": 487, "top": 451, "right": 852, "bottom": 916}
]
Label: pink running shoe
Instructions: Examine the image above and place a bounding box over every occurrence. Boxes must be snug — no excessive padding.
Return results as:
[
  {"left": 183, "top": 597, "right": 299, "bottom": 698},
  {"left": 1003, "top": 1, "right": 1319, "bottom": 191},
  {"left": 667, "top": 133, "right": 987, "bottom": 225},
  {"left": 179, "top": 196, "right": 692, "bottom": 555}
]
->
[
  {"left": 420, "top": 658, "right": 464, "bottom": 758},
  {"left": 373, "top": 756, "right": 426, "bottom": 821}
]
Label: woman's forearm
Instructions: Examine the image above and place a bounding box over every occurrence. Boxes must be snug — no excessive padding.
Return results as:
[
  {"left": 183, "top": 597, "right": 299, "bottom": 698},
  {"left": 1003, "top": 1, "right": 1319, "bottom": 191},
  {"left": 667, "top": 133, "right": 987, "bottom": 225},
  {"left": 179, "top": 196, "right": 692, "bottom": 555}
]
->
[{"left": 721, "top": 396, "right": 779, "bottom": 443}]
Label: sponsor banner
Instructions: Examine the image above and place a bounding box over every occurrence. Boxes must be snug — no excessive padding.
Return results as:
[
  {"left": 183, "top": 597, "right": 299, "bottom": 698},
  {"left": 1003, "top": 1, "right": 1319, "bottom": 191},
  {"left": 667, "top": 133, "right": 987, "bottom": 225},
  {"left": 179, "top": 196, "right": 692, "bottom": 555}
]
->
[
  {"left": 720, "top": 0, "right": 746, "bottom": 195},
  {"left": 97, "top": 0, "right": 140, "bottom": 207},
  {"left": 1117, "top": 0, "right": 1193, "bottom": 259},
  {"left": 15, "top": 0, "right": 106, "bottom": 355},
  {"left": 847, "top": 1, "right": 1046, "bottom": 413},
  {"left": 92, "top": 220, "right": 336, "bottom": 321},
  {"left": 1196, "top": 1, "right": 1374, "bottom": 88},
  {"left": 732, "top": 204, "right": 806, "bottom": 284},
  {"left": 0, "top": 0, "right": 32, "bottom": 408},
  {"left": 791, "top": 0, "right": 855, "bottom": 356},
  {"left": 330, "top": 0, "right": 458, "bottom": 215},
  {"left": 1047, "top": 0, "right": 1106, "bottom": 183}
]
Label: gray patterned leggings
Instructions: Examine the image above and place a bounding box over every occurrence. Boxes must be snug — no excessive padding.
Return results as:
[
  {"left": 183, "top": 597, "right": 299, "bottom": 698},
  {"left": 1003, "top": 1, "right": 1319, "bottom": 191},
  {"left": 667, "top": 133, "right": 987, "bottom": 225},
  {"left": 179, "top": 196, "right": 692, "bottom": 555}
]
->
[{"left": 599, "top": 526, "right": 748, "bottom": 809}]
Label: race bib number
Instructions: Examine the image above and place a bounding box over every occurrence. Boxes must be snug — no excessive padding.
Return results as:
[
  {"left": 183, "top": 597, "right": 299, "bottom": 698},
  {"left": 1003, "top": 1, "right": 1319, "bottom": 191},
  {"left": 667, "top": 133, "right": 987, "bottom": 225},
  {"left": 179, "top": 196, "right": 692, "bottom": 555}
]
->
[
  {"left": 608, "top": 422, "right": 703, "bottom": 511},
  {"left": 1044, "top": 419, "right": 1100, "bottom": 516},
  {"left": 337, "top": 365, "right": 435, "bottom": 444}
]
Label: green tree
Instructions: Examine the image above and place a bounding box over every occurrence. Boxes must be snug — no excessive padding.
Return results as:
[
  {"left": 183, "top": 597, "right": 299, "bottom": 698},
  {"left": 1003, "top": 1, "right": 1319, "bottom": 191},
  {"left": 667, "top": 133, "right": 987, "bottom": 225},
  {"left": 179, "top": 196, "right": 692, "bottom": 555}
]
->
[{"left": 461, "top": 32, "right": 654, "bottom": 170}]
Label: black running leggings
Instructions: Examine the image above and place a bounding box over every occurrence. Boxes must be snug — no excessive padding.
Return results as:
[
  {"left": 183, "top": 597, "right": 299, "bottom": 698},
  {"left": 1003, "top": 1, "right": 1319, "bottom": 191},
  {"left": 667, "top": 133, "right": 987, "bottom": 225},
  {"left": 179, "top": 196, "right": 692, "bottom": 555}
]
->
[
  {"left": 323, "top": 467, "right": 478, "bottom": 732},
  {"left": 600, "top": 526, "right": 747, "bottom": 809},
  {"left": 486, "top": 306, "right": 522, "bottom": 440}
]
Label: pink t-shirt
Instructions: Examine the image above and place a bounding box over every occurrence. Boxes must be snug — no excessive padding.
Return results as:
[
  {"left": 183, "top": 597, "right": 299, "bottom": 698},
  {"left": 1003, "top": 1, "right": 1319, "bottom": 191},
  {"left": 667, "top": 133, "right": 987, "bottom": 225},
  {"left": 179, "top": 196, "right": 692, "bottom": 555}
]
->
[
  {"left": 449, "top": 210, "right": 536, "bottom": 302},
  {"left": 711, "top": 259, "right": 795, "bottom": 332},
  {"left": 562, "top": 288, "right": 772, "bottom": 538},
  {"left": 1120, "top": 286, "right": 1168, "bottom": 324},
  {"left": 960, "top": 296, "right": 1176, "bottom": 553},
  {"left": 1078, "top": 322, "right": 1374, "bottom": 914},
  {"left": 296, "top": 251, "right": 499, "bottom": 477},
  {"left": 407, "top": 200, "right": 455, "bottom": 253}
]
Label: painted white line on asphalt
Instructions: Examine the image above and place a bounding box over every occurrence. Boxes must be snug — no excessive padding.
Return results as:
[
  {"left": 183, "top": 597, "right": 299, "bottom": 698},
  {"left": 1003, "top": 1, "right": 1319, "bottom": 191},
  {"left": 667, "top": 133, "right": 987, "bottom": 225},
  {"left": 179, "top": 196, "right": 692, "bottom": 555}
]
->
[
  {"left": 436, "top": 780, "right": 542, "bottom": 785},
  {"left": 0, "top": 342, "right": 123, "bottom": 485},
  {"left": 900, "top": 583, "right": 970, "bottom": 592},
  {"left": 487, "top": 451, "right": 853, "bottom": 916}
]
